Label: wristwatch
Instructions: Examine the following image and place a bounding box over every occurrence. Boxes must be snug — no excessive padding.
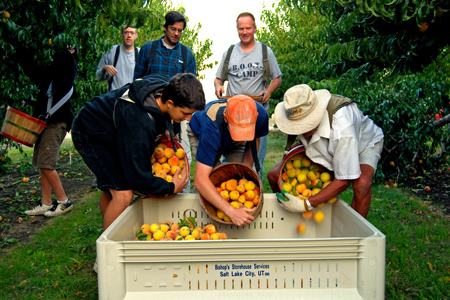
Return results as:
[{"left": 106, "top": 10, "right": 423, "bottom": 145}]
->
[{"left": 305, "top": 199, "right": 313, "bottom": 211}]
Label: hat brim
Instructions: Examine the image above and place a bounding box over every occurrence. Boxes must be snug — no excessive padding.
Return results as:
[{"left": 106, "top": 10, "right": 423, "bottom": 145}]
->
[
  {"left": 228, "top": 122, "right": 256, "bottom": 142},
  {"left": 274, "top": 89, "right": 331, "bottom": 135}
]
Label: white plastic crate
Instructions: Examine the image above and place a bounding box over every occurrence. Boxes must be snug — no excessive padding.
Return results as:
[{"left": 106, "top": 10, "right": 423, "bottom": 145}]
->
[{"left": 97, "top": 194, "right": 385, "bottom": 300}]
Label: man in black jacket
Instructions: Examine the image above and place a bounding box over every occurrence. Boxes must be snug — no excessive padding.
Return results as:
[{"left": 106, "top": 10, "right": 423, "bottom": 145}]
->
[{"left": 71, "top": 73, "right": 205, "bottom": 231}]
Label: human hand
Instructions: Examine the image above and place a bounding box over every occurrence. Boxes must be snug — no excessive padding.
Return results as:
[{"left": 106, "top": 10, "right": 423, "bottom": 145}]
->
[
  {"left": 259, "top": 90, "right": 271, "bottom": 104},
  {"left": 215, "top": 85, "right": 225, "bottom": 99},
  {"left": 172, "top": 168, "right": 189, "bottom": 194},
  {"left": 102, "top": 65, "right": 118, "bottom": 77},
  {"left": 228, "top": 206, "right": 255, "bottom": 226},
  {"left": 276, "top": 191, "right": 312, "bottom": 213}
]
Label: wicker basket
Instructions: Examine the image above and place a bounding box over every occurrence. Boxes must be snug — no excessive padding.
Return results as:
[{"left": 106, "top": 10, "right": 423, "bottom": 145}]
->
[
  {"left": 136, "top": 136, "right": 189, "bottom": 199},
  {"left": 0, "top": 106, "right": 47, "bottom": 147},
  {"left": 199, "top": 162, "right": 263, "bottom": 224}
]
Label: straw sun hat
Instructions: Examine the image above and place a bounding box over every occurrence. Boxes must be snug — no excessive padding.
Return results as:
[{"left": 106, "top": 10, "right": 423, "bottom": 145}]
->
[{"left": 274, "top": 84, "right": 331, "bottom": 135}]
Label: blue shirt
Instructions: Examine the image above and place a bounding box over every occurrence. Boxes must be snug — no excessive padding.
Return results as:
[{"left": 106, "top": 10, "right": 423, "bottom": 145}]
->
[
  {"left": 190, "top": 99, "right": 269, "bottom": 167},
  {"left": 134, "top": 37, "right": 196, "bottom": 79}
]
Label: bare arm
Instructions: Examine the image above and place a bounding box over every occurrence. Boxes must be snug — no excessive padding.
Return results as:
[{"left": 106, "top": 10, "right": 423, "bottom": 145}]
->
[
  {"left": 194, "top": 161, "right": 255, "bottom": 225},
  {"left": 260, "top": 76, "right": 282, "bottom": 104},
  {"left": 214, "top": 77, "right": 225, "bottom": 98},
  {"left": 308, "top": 178, "right": 350, "bottom": 207}
]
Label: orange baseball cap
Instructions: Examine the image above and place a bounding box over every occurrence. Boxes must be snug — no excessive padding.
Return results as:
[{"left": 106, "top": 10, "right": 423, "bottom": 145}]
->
[{"left": 225, "top": 95, "right": 258, "bottom": 142}]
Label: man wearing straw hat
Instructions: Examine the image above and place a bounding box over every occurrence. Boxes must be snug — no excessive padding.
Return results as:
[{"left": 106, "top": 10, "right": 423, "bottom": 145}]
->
[
  {"left": 188, "top": 95, "right": 269, "bottom": 226},
  {"left": 270, "top": 84, "right": 384, "bottom": 218}
]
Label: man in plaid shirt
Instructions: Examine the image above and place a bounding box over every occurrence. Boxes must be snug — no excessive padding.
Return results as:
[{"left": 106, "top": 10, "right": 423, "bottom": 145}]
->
[{"left": 134, "top": 11, "right": 196, "bottom": 79}]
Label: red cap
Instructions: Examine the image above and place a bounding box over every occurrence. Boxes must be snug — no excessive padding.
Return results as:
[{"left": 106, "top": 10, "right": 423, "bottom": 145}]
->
[{"left": 225, "top": 95, "right": 258, "bottom": 142}]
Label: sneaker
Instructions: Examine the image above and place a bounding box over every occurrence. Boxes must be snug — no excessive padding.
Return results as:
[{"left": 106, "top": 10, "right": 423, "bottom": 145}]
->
[
  {"left": 24, "top": 203, "right": 53, "bottom": 216},
  {"left": 44, "top": 199, "right": 73, "bottom": 217}
]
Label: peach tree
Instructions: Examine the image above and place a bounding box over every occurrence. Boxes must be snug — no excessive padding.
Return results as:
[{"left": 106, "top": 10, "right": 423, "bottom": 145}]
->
[
  {"left": 259, "top": 0, "right": 450, "bottom": 181},
  {"left": 0, "top": 0, "right": 213, "bottom": 172}
]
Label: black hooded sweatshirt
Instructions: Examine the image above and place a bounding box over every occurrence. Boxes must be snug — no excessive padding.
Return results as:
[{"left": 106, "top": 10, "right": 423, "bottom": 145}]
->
[{"left": 74, "top": 74, "right": 176, "bottom": 197}]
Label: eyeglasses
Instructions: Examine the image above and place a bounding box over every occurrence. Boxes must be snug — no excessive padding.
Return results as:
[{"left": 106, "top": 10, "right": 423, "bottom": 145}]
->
[
  {"left": 169, "top": 27, "right": 184, "bottom": 34},
  {"left": 123, "top": 30, "right": 137, "bottom": 35}
]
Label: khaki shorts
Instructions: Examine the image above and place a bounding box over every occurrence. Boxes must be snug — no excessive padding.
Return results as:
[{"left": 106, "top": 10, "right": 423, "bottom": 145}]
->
[
  {"left": 33, "top": 122, "right": 67, "bottom": 169},
  {"left": 359, "top": 139, "right": 384, "bottom": 172}
]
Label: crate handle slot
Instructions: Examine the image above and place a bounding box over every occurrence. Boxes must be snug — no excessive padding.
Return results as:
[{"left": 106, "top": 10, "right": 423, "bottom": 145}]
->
[{"left": 183, "top": 209, "right": 197, "bottom": 218}]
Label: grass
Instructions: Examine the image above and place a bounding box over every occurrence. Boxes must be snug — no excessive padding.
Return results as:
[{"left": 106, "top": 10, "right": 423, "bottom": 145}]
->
[{"left": 1, "top": 131, "right": 449, "bottom": 299}]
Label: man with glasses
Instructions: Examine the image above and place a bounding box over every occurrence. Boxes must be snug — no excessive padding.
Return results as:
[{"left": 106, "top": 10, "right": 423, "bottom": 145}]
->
[
  {"left": 134, "top": 11, "right": 196, "bottom": 79},
  {"left": 96, "top": 25, "right": 139, "bottom": 92}
]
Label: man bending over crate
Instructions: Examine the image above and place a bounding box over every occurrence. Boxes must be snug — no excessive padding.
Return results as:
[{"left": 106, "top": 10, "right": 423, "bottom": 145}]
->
[
  {"left": 187, "top": 95, "right": 269, "bottom": 226},
  {"left": 268, "top": 84, "right": 384, "bottom": 218},
  {"left": 71, "top": 73, "right": 205, "bottom": 232}
]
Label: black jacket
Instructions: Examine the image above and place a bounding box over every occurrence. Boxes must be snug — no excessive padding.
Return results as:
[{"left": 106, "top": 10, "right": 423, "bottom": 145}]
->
[{"left": 74, "top": 74, "right": 176, "bottom": 196}]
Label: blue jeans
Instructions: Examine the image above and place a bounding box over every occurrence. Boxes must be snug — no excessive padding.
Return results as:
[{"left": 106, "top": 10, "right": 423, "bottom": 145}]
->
[{"left": 257, "top": 134, "right": 267, "bottom": 180}]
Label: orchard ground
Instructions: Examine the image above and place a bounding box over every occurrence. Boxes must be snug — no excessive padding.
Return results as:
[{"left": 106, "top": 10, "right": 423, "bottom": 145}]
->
[{"left": 0, "top": 130, "right": 449, "bottom": 252}]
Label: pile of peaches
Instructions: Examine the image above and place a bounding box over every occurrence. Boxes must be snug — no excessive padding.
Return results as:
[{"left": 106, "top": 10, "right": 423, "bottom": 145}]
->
[
  {"left": 215, "top": 178, "right": 261, "bottom": 222},
  {"left": 135, "top": 218, "right": 228, "bottom": 241},
  {"left": 280, "top": 153, "right": 336, "bottom": 204},
  {"left": 151, "top": 139, "right": 187, "bottom": 182}
]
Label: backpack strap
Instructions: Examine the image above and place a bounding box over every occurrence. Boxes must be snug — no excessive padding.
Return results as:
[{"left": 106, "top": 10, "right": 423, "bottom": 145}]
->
[
  {"left": 180, "top": 44, "right": 188, "bottom": 73},
  {"left": 146, "top": 41, "right": 159, "bottom": 75},
  {"left": 214, "top": 106, "right": 227, "bottom": 163},
  {"left": 220, "top": 44, "right": 235, "bottom": 83},
  {"left": 326, "top": 94, "right": 354, "bottom": 127},
  {"left": 284, "top": 134, "right": 297, "bottom": 155},
  {"left": 108, "top": 45, "right": 121, "bottom": 91},
  {"left": 134, "top": 46, "right": 138, "bottom": 61},
  {"left": 261, "top": 43, "right": 270, "bottom": 87}
]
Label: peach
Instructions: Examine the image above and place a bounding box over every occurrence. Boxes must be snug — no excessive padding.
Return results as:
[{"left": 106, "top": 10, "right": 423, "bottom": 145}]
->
[
  {"left": 192, "top": 229, "right": 202, "bottom": 240},
  {"left": 244, "top": 180, "right": 256, "bottom": 191},
  {"left": 323, "top": 181, "right": 331, "bottom": 188},
  {"left": 223, "top": 215, "right": 231, "bottom": 222},
  {"left": 153, "top": 162, "right": 162, "bottom": 172},
  {"left": 236, "top": 184, "right": 246, "bottom": 194},
  {"left": 149, "top": 223, "right": 160, "bottom": 233},
  {"left": 204, "top": 224, "right": 217, "bottom": 235},
  {"left": 151, "top": 155, "right": 156, "bottom": 164},
  {"left": 252, "top": 195, "right": 260, "bottom": 206},
  {"left": 210, "top": 233, "right": 221, "bottom": 240},
  {"left": 216, "top": 187, "right": 223, "bottom": 193},
  {"left": 284, "top": 161, "right": 294, "bottom": 170},
  {"left": 201, "top": 233, "right": 210, "bottom": 240},
  {"left": 185, "top": 235, "right": 196, "bottom": 241},
  {"left": 179, "top": 226, "right": 190, "bottom": 237},
  {"left": 157, "top": 143, "right": 167, "bottom": 149},
  {"left": 168, "top": 155, "right": 179, "bottom": 166},
  {"left": 307, "top": 170, "right": 317, "bottom": 181},
  {"left": 157, "top": 156, "right": 167, "bottom": 164},
  {"left": 245, "top": 190, "right": 255, "bottom": 201},
  {"left": 230, "top": 201, "right": 240, "bottom": 208},
  {"left": 161, "top": 163, "right": 171, "bottom": 174},
  {"left": 220, "top": 181, "right": 227, "bottom": 191},
  {"left": 154, "top": 147, "right": 165, "bottom": 159},
  {"left": 297, "top": 222, "right": 306, "bottom": 234},
  {"left": 238, "top": 178, "right": 248, "bottom": 186},
  {"left": 229, "top": 190, "right": 240, "bottom": 201},
  {"left": 320, "top": 172, "right": 331, "bottom": 182},
  {"left": 287, "top": 168, "right": 296, "bottom": 179},
  {"left": 220, "top": 190, "right": 230, "bottom": 200},
  {"left": 155, "top": 170, "right": 167, "bottom": 179},
  {"left": 313, "top": 211, "right": 324, "bottom": 223},
  {"left": 254, "top": 187, "right": 260, "bottom": 195},
  {"left": 282, "top": 171, "right": 288, "bottom": 182},
  {"left": 164, "top": 148, "right": 175, "bottom": 159},
  {"left": 226, "top": 179, "right": 238, "bottom": 191},
  {"left": 302, "top": 210, "right": 313, "bottom": 220},
  {"left": 175, "top": 148, "right": 186, "bottom": 159},
  {"left": 171, "top": 165, "right": 181, "bottom": 175},
  {"left": 141, "top": 224, "right": 151, "bottom": 232},
  {"left": 217, "top": 210, "right": 225, "bottom": 219},
  {"left": 301, "top": 157, "right": 311, "bottom": 168},
  {"left": 302, "top": 189, "right": 312, "bottom": 198},
  {"left": 244, "top": 201, "right": 254, "bottom": 209},
  {"left": 178, "top": 159, "right": 185, "bottom": 169},
  {"left": 153, "top": 230, "right": 165, "bottom": 240},
  {"left": 171, "top": 223, "right": 180, "bottom": 232},
  {"left": 165, "top": 175, "right": 173, "bottom": 182},
  {"left": 312, "top": 179, "right": 323, "bottom": 189},
  {"left": 219, "top": 232, "right": 228, "bottom": 239},
  {"left": 238, "top": 194, "right": 246, "bottom": 204},
  {"left": 293, "top": 159, "right": 302, "bottom": 169}
]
